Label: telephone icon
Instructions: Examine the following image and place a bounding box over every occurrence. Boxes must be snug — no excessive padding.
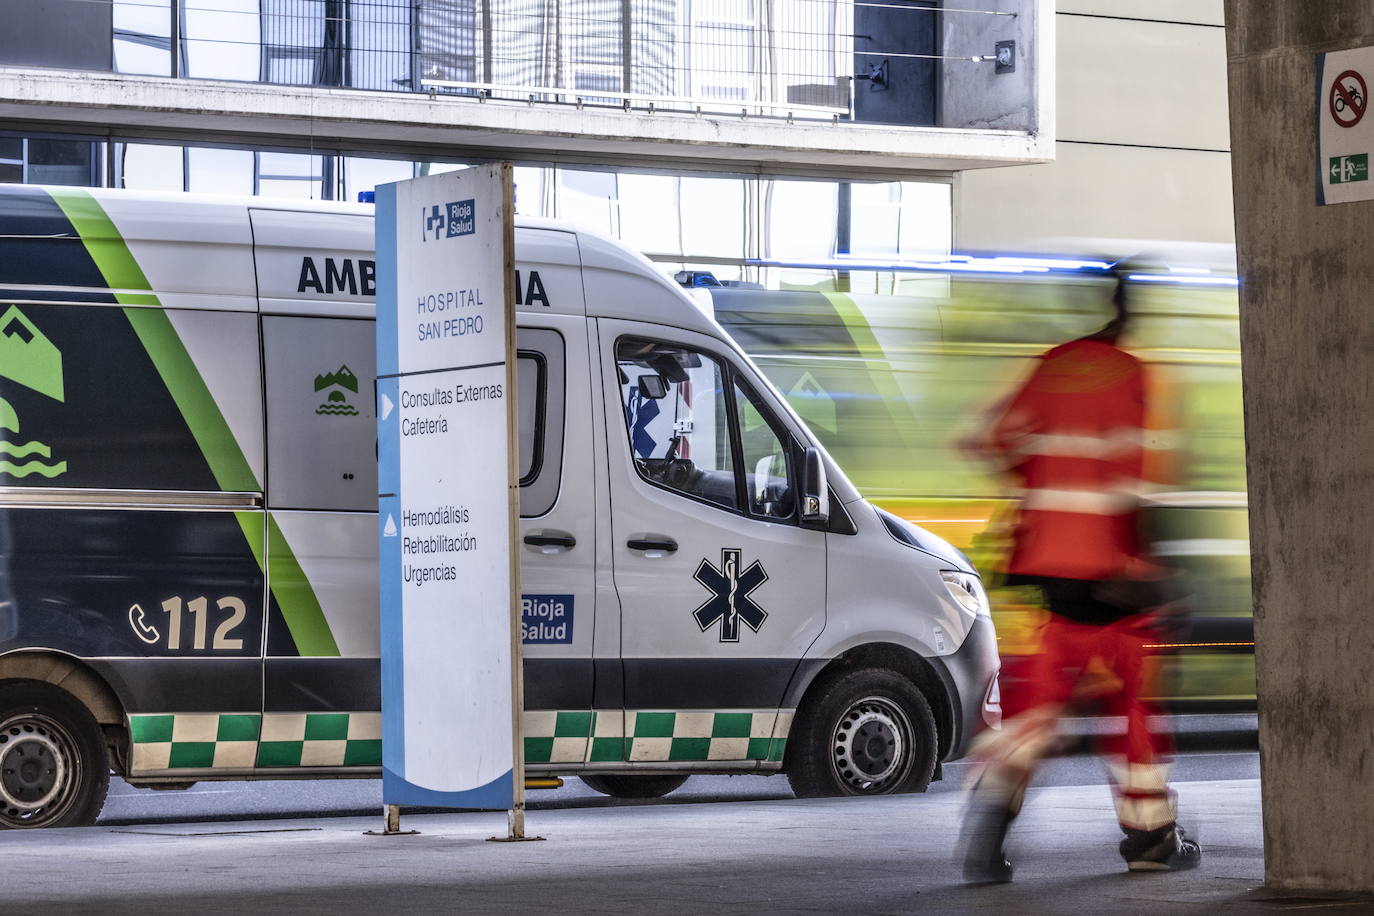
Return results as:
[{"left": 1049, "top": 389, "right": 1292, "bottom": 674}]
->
[{"left": 128, "top": 603, "right": 161, "bottom": 645}]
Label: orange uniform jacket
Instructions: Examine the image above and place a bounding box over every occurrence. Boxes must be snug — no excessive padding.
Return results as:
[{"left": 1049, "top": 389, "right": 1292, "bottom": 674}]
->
[{"left": 990, "top": 338, "right": 1151, "bottom": 582}]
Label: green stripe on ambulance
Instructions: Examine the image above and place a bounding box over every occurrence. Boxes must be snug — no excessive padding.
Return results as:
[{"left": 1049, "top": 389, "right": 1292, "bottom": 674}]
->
[{"left": 47, "top": 188, "right": 341, "bottom": 659}]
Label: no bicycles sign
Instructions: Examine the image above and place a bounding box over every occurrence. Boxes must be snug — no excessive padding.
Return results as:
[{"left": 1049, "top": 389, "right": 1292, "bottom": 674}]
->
[
  {"left": 1318, "top": 49, "right": 1374, "bottom": 204},
  {"left": 1330, "top": 69, "right": 1367, "bottom": 128}
]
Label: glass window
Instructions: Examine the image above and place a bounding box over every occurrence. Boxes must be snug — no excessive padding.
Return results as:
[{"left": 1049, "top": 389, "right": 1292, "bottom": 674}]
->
[
  {"left": 489, "top": 2, "right": 546, "bottom": 89},
  {"left": 186, "top": 147, "right": 254, "bottom": 195},
  {"left": 261, "top": 0, "right": 327, "bottom": 85},
  {"left": 764, "top": 179, "right": 837, "bottom": 260},
  {"left": 418, "top": 0, "right": 479, "bottom": 91},
  {"left": 618, "top": 173, "right": 681, "bottom": 255},
  {"left": 558, "top": 168, "right": 618, "bottom": 236},
  {"left": 343, "top": 156, "right": 414, "bottom": 204},
  {"left": 849, "top": 182, "right": 901, "bottom": 258},
  {"left": 512, "top": 166, "right": 551, "bottom": 217},
  {"left": 896, "top": 180, "right": 952, "bottom": 259},
  {"left": 114, "top": 0, "right": 172, "bottom": 76},
  {"left": 256, "top": 151, "right": 325, "bottom": 199},
  {"left": 516, "top": 353, "right": 544, "bottom": 485},
  {"left": 690, "top": 0, "right": 755, "bottom": 104},
  {"left": 348, "top": 0, "right": 412, "bottom": 90},
  {"left": 517, "top": 328, "right": 565, "bottom": 518},
  {"left": 417, "top": 162, "right": 472, "bottom": 177},
  {"left": 566, "top": 0, "right": 622, "bottom": 104},
  {"left": 26, "top": 139, "right": 98, "bottom": 187},
  {"left": 679, "top": 175, "right": 746, "bottom": 260},
  {"left": 735, "top": 381, "right": 795, "bottom": 520},
  {"left": 182, "top": 0, "right": 261, "bottom": 81},
  {"left": 119, "top": 143, "right": 185, "bottom": 191},
  {"left": 0, "top": 138, "right": 22, "bottom": 184},
  {"left": 617, "top": 339, "right": 737, "bottom": 511}
]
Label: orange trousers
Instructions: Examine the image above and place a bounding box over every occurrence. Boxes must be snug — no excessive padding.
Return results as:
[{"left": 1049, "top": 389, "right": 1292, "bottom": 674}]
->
[{"left": 969, "top": 613, "right": 1177, "bottom": 832}]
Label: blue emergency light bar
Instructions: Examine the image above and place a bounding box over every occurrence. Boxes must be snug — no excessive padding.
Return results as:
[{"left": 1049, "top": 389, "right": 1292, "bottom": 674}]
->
[
  {"left": 733, "top": 255, "right": 1112, "bottom": 276},
  {"left": 1128, "top": 273, "right": 1240, "bottom": 287},
  {"left": 669, "top": 254, "right": 1236, "bottom": 287}
]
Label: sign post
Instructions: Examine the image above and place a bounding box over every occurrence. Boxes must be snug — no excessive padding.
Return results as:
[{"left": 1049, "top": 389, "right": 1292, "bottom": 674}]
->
[
  {"left": 1317, "top": 48, "right": 1374, "bottom": 205},
  {"left": 373, "top": 164, "right": 527, "bottom": 838}
]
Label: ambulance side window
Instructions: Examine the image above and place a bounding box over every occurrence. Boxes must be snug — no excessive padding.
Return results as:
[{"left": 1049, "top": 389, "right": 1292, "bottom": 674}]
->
[
  {"left": 734, "top": 380, "right": 796, "bottom": 520},
  {"left": 516, "top": 354, "right": 544, "bottom": 484},
  {"left": 517, "top": 328, "right": 565, "bottom": 518},
  {"left": 616, "top": 338, "right": 739, "bottom": 511}
]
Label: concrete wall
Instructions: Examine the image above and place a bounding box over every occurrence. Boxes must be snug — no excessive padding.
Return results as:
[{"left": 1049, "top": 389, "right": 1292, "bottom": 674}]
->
[
  {"left": 1225, "top": 0, "right": 1374, "bottom": 893},
  {"left": 853, "top": 0, "right": 936, "bottom": 127},
  {"left": 939, "top": 0, "right": 1035, "bottom": 132},
  {"left": 0, "top": 0, "right": 111, "bottom": 72},
  {"left": 956, "top": 2, "right": 1231, "bottom": 255}
]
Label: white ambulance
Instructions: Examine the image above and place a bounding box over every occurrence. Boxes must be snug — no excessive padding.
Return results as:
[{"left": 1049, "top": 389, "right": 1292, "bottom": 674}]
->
[{"left": 0, "top": 186, "right": 999, "bottom": 827}]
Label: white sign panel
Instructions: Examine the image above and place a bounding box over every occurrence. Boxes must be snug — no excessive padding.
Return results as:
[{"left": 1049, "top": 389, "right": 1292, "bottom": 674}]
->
[
  {"left": 375, "top": 165, "right": 519, "bottom": 809},
  {"left": 1318, "top": 47, "right": 1374, "bottom": 205}
]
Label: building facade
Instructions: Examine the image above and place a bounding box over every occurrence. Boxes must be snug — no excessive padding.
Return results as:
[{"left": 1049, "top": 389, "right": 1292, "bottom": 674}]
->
[
  {"left": 0, "top": 2, "right": 1232, "bottom": 269},
  {"left": 958, "top": 2, "right": 1234, "bottom": 259},
  {"left": 0, "top": 0, "right": 1065, "bottom": 286}
]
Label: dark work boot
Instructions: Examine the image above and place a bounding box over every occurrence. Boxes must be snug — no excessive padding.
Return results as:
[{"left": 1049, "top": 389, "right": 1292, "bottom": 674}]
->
[
  {"left": 1120, "top": 823, "right": 1202, "bottom": 872},
  {"left": 961, "top": 804, "right": 1015, "bottom": 884}
]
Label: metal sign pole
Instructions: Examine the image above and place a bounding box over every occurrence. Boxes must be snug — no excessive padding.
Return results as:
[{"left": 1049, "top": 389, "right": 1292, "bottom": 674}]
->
[
  {"left": 489, "top": 163, "right": 541, "bottom": 843},
  {"left": 365, "top": 803, "right": 418, "bottom": 837}
]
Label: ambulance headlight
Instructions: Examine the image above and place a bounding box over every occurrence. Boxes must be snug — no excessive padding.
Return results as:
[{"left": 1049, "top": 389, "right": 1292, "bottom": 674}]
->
[{"left": 941, "top": 570, "right": 989, "bottom": 617}]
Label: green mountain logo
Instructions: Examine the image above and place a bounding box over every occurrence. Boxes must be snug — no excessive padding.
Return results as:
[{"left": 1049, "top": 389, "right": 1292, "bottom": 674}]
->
[
  {"left": 314, "top": 365, "right": 358, "bottom": 394},
  {"left": 0, "top": 304, "right": 67, "bottom": 478},
  {"left": 314, "top": 364, "right": 359, "bottom": 417}
]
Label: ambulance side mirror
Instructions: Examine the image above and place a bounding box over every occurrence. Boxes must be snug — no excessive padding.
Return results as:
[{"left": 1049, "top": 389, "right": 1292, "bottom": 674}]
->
[{"left": 800, "top": 447, "right": 829, "bottom": 525}]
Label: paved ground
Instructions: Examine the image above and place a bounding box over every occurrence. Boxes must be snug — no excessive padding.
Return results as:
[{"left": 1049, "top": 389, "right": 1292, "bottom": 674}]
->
[
  {"left": 12, "top": 776, "right": 1372, "bottom": 914},
  {"left": 95, "top": 715, "right": 1259, "bottom": 826}
]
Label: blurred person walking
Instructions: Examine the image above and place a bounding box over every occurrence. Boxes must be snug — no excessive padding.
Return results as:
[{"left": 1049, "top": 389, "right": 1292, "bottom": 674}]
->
[{"left": 958, "top": 273, "right": 1200, "bottom": 883}]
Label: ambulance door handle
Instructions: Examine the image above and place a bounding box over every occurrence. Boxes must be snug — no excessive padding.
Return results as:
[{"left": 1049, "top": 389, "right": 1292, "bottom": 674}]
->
[
  {"left": 524, "top": 531, "right": 576, "bottom": 555},
  {"left": 627, "top": 536, "right": 677, "bottom": 557}
]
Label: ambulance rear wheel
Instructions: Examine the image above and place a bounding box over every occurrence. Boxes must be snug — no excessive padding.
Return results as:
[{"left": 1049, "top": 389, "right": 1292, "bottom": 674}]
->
[
  {"left": 786, "top": 668, "right": 937, "bottom": 798},
  {"left": 580, "top": 774, "right": 690, "bottom": 799},
  {"left": 0, "top": 681, "right": 109, "bottom": 828}
]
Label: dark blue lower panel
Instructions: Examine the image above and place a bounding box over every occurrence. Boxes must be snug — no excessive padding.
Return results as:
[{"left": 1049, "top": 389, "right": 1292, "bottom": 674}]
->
[
  {"left": 0, "top": 508, "right": 264, "bottom": 661},
  {"left": 263, "top": 656, "right": 817, "bottom": 714},
  {"left": 90, "top": 658, "right": 262, "bottom": 713}
]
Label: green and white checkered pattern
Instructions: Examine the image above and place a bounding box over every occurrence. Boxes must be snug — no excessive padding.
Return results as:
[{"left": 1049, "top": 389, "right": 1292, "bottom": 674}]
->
[
  {"left": 129, "top": 709, "right": 793, "bottom": 774},
  {"left": 128, "top": 712, "right": 381, "bottom": 774},
  {"left": 523, "top": 710, "right": 793, "bottom": 765}
]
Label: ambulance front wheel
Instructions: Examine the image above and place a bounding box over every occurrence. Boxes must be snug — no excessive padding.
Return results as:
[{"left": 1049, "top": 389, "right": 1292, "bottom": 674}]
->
[
  {"left": 580, "top": 774, "right": 690, "bottom": 799},
  {"left": 0, "top": 681, "right": 110, "bottom": 828},
  {"left": 785, "top": 668, "right": 938, "bottom": 798}
]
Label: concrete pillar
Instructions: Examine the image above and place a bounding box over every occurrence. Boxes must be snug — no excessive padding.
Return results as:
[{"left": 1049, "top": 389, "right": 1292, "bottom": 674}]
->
[{"left": 1225, "top": 1, "right": 1374, "bottom": 892}]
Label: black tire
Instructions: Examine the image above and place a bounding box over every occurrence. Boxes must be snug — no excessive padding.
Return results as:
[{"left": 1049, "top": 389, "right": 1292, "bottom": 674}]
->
[
  {"left": 0, "top": 681, "right": 110, "bottom": 828},
  {"left": 785, "top": 667, "right": 938, "bottom": 798},
  {"left": 580, "top": 774, "right": 690, "bottom": 799}
]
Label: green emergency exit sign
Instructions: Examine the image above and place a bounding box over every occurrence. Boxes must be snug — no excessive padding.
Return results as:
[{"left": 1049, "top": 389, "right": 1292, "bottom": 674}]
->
[{"left": 1330, "top": 153, "right": 1369, "bottom": 183}]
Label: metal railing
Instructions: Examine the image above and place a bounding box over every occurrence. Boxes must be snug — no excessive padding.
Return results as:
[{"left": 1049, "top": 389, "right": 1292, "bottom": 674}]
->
[{"left": 104, "top": 0, "right": 1019, "bottom": 125}]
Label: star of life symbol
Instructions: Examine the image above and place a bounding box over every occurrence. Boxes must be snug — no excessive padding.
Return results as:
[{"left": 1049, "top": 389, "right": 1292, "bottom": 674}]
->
[{"left": 693, "top": 548, "right": 769, "bottom": 642}]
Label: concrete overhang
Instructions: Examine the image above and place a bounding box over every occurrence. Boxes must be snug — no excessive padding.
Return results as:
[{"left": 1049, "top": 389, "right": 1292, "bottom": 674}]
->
[{"left": 0, "top": 68, "right": 1053, "bottom": 178}]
